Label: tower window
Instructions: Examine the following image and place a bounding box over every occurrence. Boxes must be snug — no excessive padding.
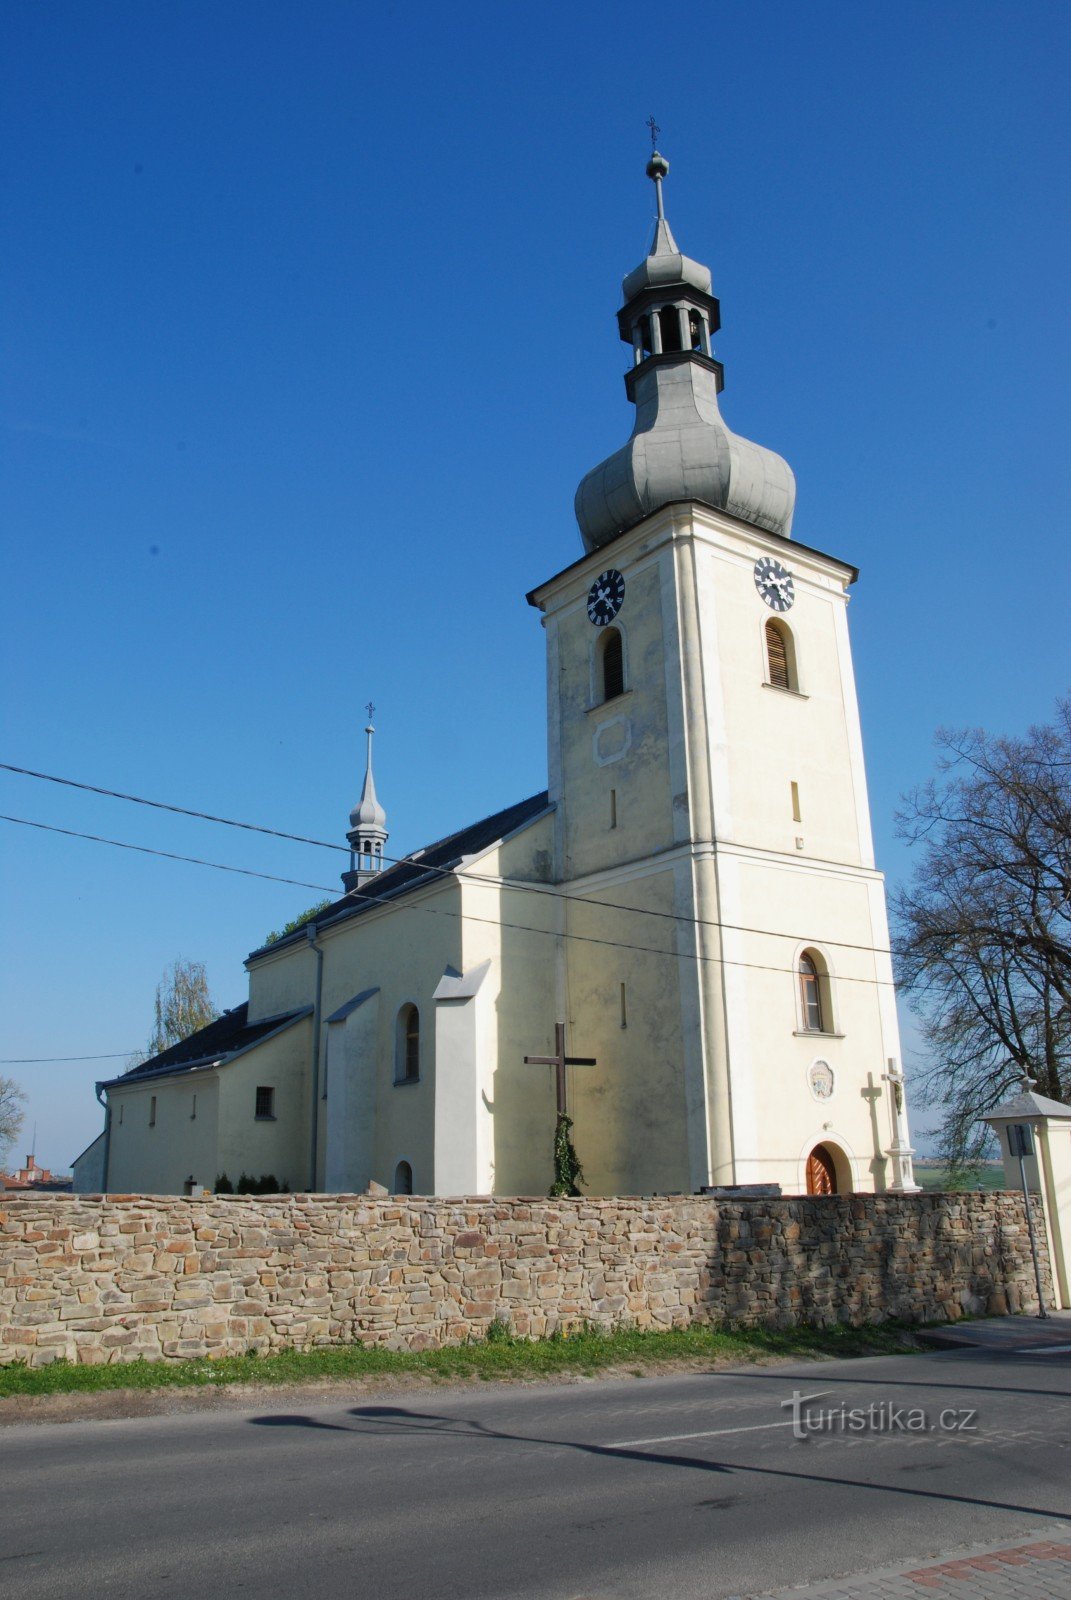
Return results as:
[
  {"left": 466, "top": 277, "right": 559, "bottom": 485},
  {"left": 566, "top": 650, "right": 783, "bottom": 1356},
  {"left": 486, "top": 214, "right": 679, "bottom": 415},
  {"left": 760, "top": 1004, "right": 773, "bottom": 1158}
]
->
[
  {"left": 149, "top": 1096, "right": 156, "bottom": 1127},
  {"left": 396, "top": 1004, "right": 420, "bottom": 1084},
  {"left": 798, "top": 951, "right": 833, "bottom": 1034},
  {"left": 255, "top": 1085, "right": 275, "bottom": 1119},
  {"left": 601, "top": 628, "right": 624, "bottom": 702},
  {"left": 765, "top": 619, "right": 799, "bottom": 691}
]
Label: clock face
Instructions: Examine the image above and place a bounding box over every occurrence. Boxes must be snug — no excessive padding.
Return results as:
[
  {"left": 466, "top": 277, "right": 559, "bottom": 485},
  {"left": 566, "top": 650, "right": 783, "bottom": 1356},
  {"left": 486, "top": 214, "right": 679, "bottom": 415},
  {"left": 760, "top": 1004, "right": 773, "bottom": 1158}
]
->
[
  {"left": 754, "top": 556, "right": 795, "bottom": 612},
  {"left": 587, "top": 569, "right": 626, "bottom": 627}
]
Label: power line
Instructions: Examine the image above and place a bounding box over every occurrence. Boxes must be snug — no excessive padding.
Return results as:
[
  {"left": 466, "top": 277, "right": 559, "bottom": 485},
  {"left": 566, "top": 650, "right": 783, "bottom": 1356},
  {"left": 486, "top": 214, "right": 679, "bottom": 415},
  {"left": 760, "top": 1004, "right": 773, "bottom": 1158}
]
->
[
  {"left": 0, "top": 810, "right": 897, "bottom": 990},
  {"left": 0, "top": 1053, "right": 135, "bottom": 1064},
  {"left": 2, "top": 761, "right": 897, "bottom": 963},
  {"left": 0, "top": 763, "right": 347, "bottom": 853},
  {"left": 0, "top": 815, "right": 335, "bottom": 892}
]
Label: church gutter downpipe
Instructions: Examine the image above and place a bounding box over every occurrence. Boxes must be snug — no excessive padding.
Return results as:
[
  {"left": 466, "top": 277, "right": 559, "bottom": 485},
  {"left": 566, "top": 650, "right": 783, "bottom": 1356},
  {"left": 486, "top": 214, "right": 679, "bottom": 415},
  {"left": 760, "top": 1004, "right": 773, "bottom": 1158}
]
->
[
  {"left": 95, "top": 1081, "right": 111, "bottom": 1195},
  {"left": 307, "top": 924, "right": 325, "bottom": 1190}
]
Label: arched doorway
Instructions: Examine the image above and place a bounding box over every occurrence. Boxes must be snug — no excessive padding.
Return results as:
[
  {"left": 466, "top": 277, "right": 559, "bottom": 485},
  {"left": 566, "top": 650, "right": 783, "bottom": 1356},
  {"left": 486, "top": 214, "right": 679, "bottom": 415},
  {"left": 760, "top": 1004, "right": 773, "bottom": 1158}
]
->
[
  {"left": 806, "top": 1144, "right": 838, "bottom": 1195},
  {"left": 393, "top": 1160, "right": 413, "bottom": 1195}
]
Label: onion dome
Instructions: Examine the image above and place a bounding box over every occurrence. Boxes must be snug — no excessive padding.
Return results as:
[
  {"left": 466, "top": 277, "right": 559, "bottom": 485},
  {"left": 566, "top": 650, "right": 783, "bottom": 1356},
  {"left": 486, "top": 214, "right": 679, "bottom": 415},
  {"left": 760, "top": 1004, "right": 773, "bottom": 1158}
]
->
[{"left": 575, "top": 150, "right": 796, "bottom": 552}]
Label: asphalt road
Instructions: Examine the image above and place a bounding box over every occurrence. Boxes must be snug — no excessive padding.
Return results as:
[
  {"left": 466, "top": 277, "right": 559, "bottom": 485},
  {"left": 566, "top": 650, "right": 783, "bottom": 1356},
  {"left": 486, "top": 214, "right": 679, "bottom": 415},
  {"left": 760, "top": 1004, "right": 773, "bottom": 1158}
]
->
[{"left": 3, "top": 1346, "right": 1069, "bottom": 1599}]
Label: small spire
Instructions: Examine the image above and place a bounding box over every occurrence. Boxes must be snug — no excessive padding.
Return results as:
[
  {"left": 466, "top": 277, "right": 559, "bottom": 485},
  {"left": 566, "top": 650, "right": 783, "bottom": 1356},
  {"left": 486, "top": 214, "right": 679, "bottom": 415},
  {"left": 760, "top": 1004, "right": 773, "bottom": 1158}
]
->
[{"left": 342, "top": 704, "right": 389, "bottom": 890}]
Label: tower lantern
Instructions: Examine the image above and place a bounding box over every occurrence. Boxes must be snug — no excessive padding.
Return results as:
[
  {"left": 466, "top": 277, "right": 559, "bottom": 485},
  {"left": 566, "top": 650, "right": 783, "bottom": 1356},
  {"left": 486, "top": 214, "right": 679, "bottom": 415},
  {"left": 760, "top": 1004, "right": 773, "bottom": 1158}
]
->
[{"left": 574, "top": 146, "right": 796, "bottom": 552}]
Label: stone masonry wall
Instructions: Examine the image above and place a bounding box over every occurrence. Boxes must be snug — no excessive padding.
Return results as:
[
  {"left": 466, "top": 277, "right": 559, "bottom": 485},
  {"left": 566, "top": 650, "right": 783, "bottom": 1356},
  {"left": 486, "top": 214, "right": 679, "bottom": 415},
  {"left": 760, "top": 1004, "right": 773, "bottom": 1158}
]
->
[{"left": 0, "top": 1191, "right": 1051, "bottom": 1367}]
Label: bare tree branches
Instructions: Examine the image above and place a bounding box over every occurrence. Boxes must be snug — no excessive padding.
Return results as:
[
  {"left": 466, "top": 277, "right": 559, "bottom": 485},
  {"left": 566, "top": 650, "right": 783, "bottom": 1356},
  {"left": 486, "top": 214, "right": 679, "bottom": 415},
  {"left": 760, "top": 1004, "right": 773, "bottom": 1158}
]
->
[
  {"left": 0, "top": 1076, "right": 27, "bottom": 1167},
  {"left": 893, "top": 697, "right": 1071, "bottom": 1162}
]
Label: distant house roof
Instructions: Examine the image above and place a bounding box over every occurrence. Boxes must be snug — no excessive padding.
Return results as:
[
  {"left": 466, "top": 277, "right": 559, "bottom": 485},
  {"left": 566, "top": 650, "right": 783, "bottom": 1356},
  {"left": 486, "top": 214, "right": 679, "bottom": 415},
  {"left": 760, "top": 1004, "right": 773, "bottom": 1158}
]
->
[
  {"left": 247, "top": 789, "right": 553, "bottom": 962},
  {"left": 100, "top": 1002, "right": 311, "bottom": 1091}
]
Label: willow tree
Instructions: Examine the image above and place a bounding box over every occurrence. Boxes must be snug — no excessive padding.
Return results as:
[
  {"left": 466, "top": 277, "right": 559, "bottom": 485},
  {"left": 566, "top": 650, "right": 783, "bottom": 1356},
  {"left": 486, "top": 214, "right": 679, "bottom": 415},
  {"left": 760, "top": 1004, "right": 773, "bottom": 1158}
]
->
[{"left": 147, "top": 959, "right": 219, "bottom": 1056}]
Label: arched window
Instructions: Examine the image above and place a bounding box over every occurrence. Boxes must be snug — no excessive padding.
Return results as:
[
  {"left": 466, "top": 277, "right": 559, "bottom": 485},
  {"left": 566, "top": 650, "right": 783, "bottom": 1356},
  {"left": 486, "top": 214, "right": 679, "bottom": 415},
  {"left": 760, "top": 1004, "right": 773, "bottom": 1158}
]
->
[
  {"left": 393, "top": 1159, "right": 413, "bottom": 1195},
  {"left": 601, "top": 628, "right": 624, "bottom": 702},
  {"left": 765, "top": 619, "right": 797, "bottom": 691},
  {"left": 798, "top": 950, "right": 831, "bottom": 1033},
  {"left": 395, "top": 1004, "right": 420, "bottom": 1084}
]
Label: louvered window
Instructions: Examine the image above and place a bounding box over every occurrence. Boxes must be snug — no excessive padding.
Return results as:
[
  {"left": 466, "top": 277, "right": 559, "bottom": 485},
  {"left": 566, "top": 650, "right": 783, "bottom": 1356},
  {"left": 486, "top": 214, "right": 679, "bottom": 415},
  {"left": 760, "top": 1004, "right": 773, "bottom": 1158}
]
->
[
  {"left": 602, "top": 629, "right": 624, "bottom": 701},
  {"left": 766, "top": 621, "right": 790, "bottom": 689}
]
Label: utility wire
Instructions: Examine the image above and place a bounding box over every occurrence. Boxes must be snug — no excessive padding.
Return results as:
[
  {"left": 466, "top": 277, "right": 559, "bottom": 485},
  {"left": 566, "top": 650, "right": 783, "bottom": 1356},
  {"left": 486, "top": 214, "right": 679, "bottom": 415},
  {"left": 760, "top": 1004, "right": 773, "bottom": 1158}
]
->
[
  {"left": 0, "top": 815, "right": 334, "bottom": 893},
  {"left": 0, "top": 811, "right": 897, "bottom": 990},
  {"left": 2, "top": 761, "right": 897, "bottom": 964},
  {"left": 0, "top": 763, "right": 347, "bottom": 852},
  {"left": 0, "top": 1053, "right": 135, "bottom": 1063}
]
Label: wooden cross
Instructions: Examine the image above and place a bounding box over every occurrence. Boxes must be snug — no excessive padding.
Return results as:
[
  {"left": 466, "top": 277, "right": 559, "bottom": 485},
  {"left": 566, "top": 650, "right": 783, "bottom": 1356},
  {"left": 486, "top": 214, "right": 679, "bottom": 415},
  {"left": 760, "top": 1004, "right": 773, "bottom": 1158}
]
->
[{"left": 524, "top": 1022, "right": 596, "bottom": 1119}]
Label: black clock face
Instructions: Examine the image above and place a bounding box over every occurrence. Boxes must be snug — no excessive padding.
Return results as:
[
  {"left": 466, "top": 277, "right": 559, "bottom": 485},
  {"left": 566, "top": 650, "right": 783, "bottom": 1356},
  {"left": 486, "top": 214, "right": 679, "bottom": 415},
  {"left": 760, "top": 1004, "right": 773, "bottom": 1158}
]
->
[
  {"left": 754, "top": 556, "right": 795, "bottom": 612},
  {"left": 587, "top": 569, "right": 626, "bottom": 627}
]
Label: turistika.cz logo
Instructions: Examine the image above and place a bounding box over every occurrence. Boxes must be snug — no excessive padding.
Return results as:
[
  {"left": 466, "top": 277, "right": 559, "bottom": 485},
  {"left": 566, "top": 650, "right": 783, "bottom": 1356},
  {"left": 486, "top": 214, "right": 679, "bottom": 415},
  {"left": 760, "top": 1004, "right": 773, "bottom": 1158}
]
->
[{"left": 782, "top": 1389, "right": 979, "bottom": 1441}]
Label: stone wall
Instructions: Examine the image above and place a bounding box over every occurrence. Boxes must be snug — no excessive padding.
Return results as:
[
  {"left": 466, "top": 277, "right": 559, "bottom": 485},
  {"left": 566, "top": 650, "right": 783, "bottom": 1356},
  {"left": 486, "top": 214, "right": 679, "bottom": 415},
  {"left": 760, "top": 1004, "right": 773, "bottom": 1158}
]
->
[{"left": 0, "top": 1190, "right": 1050, "bottom": 1367}]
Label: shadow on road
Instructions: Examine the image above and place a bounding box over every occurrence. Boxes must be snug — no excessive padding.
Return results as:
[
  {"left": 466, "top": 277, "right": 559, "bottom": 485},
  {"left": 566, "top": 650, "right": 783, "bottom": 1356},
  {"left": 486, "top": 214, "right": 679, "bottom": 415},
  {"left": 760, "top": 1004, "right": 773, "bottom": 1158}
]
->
[{"left": 243, "top": 1400, "right": 1071, "bottom": 1524}]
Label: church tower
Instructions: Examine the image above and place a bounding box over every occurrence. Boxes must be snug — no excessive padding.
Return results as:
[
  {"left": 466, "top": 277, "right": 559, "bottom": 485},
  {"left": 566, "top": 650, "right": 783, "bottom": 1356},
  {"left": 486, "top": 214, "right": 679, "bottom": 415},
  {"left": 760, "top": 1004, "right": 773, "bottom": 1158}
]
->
[{"left": 528, "top": 148, "right": 914, "bottom": 1197}]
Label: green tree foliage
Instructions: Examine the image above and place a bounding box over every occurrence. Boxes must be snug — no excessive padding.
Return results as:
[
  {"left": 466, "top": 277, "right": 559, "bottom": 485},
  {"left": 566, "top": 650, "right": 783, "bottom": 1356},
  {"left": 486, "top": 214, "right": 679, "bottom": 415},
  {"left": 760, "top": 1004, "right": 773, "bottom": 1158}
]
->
[
  {"left": 893, "top": 698, "right": 1071, "bottom": 1162},
  {"left": 263, "top": 900, "right": 333, "bottom": 946},
  {"left": 549, "top": 1112, "right": 585, "bottom": 1197},
  {"left": 143, "top": 959, "right": 219, "bottom": 1059},
  {"left": 0, "top": 1076, "right": 27, "bottom": 1167}
]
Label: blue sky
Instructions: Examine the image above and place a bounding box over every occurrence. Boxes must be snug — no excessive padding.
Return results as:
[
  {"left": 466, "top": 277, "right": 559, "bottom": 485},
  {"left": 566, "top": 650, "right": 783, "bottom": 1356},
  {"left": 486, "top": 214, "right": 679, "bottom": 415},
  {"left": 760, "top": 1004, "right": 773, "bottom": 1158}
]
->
[{"left": 2, "top": 1, "right": 1068, "bottom": 1169}]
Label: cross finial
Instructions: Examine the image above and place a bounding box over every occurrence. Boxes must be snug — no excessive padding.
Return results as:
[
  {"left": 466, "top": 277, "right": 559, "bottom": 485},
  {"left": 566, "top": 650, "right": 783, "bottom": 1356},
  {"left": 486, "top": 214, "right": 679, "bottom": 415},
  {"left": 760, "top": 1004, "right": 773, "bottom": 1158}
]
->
[
  {"left": 365, "top": 701, "right": 375, "bottom": 723},
  {"left": 647, "top": 115, "right": 660, "bottom": 152}
]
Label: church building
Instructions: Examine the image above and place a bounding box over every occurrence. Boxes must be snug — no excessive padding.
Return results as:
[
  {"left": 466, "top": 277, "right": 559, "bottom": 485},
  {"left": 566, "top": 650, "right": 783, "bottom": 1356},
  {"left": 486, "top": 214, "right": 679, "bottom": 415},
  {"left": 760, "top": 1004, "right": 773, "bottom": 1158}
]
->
[{"left": 86, "top": 149, "right": 917, "bottom": 1202}]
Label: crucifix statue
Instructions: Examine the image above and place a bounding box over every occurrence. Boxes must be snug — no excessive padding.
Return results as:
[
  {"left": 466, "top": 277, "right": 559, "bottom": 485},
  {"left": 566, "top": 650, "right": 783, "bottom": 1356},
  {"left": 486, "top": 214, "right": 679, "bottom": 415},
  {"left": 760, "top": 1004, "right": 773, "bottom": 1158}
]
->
[
  {"left": 881, "top": 1057, "right": 919, "bottom": 1192},
  {"left": 524, "top": 1022, "right": 597, "bottom": 1196}
]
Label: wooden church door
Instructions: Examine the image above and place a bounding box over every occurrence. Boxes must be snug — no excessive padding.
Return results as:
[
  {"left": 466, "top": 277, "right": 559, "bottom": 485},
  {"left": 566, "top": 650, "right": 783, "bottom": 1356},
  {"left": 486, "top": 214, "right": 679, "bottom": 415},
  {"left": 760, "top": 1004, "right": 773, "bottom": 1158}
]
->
[{"left": 806, "top": 1144, "right": 838, "bottom": 1195}]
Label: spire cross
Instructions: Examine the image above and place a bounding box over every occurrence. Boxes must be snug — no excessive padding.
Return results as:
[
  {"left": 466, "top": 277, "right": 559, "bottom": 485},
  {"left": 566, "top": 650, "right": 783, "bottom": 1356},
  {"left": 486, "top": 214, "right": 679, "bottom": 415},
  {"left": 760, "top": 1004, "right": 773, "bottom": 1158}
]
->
[
  {"left": 365, "top": 701, "right": 375, "bottom": 723},
  {"left": 646, "top": 115, "right": 660, "bottom": 151},
  {"left": 524, "top": 1021, "right": 596, "bottom": 1120}
]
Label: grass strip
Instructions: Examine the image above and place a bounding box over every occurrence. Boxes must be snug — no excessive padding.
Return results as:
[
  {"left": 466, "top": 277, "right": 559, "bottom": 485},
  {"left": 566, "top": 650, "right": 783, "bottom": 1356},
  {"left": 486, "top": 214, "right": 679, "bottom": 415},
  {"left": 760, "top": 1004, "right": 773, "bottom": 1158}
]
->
[{"left": 0, "top": 1321, "right": 916, "bottom": 1398}]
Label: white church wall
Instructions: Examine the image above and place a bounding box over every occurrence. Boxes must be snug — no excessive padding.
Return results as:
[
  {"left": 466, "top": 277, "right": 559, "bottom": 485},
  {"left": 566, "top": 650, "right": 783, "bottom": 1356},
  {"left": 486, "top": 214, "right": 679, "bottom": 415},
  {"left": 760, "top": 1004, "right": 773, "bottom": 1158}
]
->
[
  {"left": 314, "top": 878, "right": 464, "bottom": 1195},
  {"left": 216, "top": 1019, "right": 312, "bottom": 1192},
  {"left": 723, "top": 851, "right": 901, "bottom": 1193},
  {"left": 457, "top": 817, "right": 558, "bottom": 1194},
  {"left": 106, "top": 1072, "right": 221, "bottom": 1195},
  {"left": 323, "top": 989, "right": 379, "bottom": 1193},
  {"left": 551, "top": 548, "right": 677, "bottom": 882},
  {"left": 563, "top": 866, "right": 693, "bottom": 1194},
  {"left": 246, "top": 937, "right": 319, "bottom": 1023},
  {"left": 691, "top": 512, "right": 867, "bottom": 869}
]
